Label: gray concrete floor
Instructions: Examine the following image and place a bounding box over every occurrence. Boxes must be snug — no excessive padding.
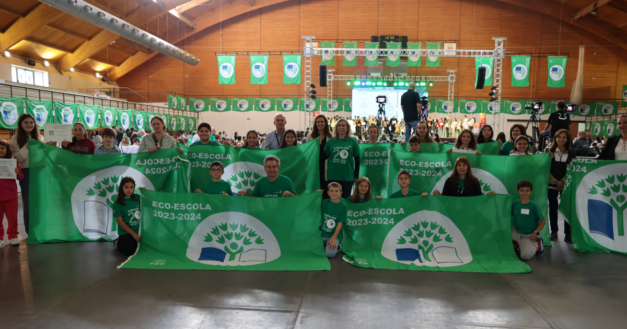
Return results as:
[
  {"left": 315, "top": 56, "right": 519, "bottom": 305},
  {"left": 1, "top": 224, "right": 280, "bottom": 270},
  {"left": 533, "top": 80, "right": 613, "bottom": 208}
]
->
[{"left": 2, "top": 198, "right": 627, "bottom": 329}]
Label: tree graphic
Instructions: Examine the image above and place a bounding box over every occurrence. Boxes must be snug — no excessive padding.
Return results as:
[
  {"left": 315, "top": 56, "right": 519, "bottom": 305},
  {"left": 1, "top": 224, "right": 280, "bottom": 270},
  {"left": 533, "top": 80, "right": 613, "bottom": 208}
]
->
[
  {"left": 85, "top": 175, "right": 122, "bottom": 231},
  {"left": 203, "top": 223, "right": 264, "bottom": 261},
  {"left": 588, "top": 174, "right": 627, "bottom": 236},
  {"left": 397, "top": 221, "right": 453, "bottom": 262},
  {"left": 479, "top": 179, "right": 493, "bottom": 194},
  {"left": 229, "top": 171, "right": 262, "bottom": 194}
]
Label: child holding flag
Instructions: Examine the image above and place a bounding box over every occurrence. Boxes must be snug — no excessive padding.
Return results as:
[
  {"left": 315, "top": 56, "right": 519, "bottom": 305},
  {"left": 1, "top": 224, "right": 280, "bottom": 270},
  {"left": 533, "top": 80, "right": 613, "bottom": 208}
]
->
[
  {"left": 390, "top": 170, "right": 428, "bottom": 198},
  {"left": 113, "top": 177, "right": 142, "bottom": 256},
  {"left": 511, "top": 180, "right": 546, "bottom": 260},
  {"left": 321, "top": 182, "right": 347, "bottom": 258},
  {"left": 195, "top": 161, "right": 232, "bottom": 195}
]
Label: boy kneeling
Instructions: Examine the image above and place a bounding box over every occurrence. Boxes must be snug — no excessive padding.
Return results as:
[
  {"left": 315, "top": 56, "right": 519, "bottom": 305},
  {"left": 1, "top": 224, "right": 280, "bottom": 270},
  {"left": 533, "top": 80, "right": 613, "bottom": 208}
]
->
[
  {"left": 321, "top": 182, "right": 347, "bottom": 258},
  {"left": 512, "top": 180, "right": 546, "bottom": 260}
]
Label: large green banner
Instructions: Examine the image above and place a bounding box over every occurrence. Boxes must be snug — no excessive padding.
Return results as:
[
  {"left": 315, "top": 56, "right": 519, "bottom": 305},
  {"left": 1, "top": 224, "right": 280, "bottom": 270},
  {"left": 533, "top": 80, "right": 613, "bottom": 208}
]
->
[
  {"left": 322, "top": 98, "right": 342, "bottom": 112},
  {"left": 342, "top": 42, "right": 358, "bottom": 66},
  {"left": 28, "top": 141, "right": 190, "bottom": 244},
  {"left": 595, "top": 101, "right": 619, "bottom": 116},
  {"left": 481, "top": 99, "right": 501, "bottom": 114},
  {"left": 320, "top": 42, "right": 335, "bottom": 65},
  {"left": 255, "top": 97, "right": 275, "bottom": 112},
  {"left": 282, "top": 55, "right": 301, "bottom": 85},
  {"left": 386, "top": 42, "right": 401, "bottom": 67},
  {"left": 232, "top": 97, "right": 254, "bottom": 112},
  {"left": 342, "top": 195, "right": 531, "bottom": 273},
  {"left": 276, "top": 97, "right": 298, "bottom": 112},
  {"left": 77, "top": 104, "right": 100, "bottom": 130},
  {"left": 211, "top": 98, "right": 231, "bottom": 112},
  {"left": 364, "top": 42, "right": 379, "bottom": 66},
  {"left": 591, "top": 121, "right": 605, "bottom": 137},
  {"left": 167, "top": 94, "right": 179, "bottom": 110},
  {"left": 100, "top": 107, "right": 117, "bottom": 128},
  {"left": 189, "top": 97, "right": 209, "bottom": 112},
  {"left": 407, "top": 42, "right": 422, "bottom": 67},
  {"left": 388, "top": 152, "right": 552, "bottom": 246},
  {"left": 572, "top": 102, "right": 595, "bottom": 117},
  {"left": 169, "top": 115, "right": 180, "bottom": 132},
  {"left": 250, "top": 54, "right": 269, "bottom": 85},
  {"left": 300, "top": 98, "right": 319, "bottom": 112},
  {"left": 218, "top": 55, "right": 236, "bottom": 85},
  {"left": 475, "top": 57, "right": 493, "bottom": 87},
  {"left": 547, "top": 56, "right": 567, "bottom": 88},
  {"left": 426, "top": 43, "right": 441, "bottom": 67},
  {"left": 25, "top": 99, "right": 53, "bottom": 128},
  {"left": 53, "top": 101, "right": 78, "bottom": 125},
  {"left": 502, "top": 100, "right": 527, "bottom": 115},
  {"left": 560, "top": 159, "right": 627, "bottom": 255},
  {"left": 511, "top": 56, "right": 531, "bottom": 87},
  {"left": 119, "top": 192, "right": 330, "bottom": 271}
]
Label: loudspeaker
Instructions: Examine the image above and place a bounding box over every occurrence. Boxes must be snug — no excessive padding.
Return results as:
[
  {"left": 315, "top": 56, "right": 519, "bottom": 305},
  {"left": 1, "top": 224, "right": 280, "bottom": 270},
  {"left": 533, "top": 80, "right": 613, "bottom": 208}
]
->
[
  {"left": 401, "top": 36, "right": 408, "bottom": 48},
  {"left": 319, "top": 65, "right": 328, "bottom": 87},
  {"left": 476, "top": 66, "right": 486, "bottom": 89}
]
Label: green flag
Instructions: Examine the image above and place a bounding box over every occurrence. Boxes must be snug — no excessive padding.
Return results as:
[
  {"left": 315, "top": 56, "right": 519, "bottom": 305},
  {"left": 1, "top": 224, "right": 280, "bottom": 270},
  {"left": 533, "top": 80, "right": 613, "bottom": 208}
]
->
[
  {"left": 343, "top": 98, "right": 352, "bottom": 112},
  {"left": 189, "top": 117, "right": 198, "bottom": 132},
  {"left": 276, "top": 97, "right": 299, "bottom": 112},
  {"left": 178, "top": 96, "right": 187, "bottom": 111},
  {"left": 407, "top": 43, "right": 422, "bottom": 67},
  {"left": 501, "top": 100, "right": 527, "bottom": 115},
  {"left": 560, "top": 158, "right": 627, "bottom": 255},
  {"left": 481, "top": 99, "right": 501, "bottom": 114},
  {"left": 211, "top": 98, "right": 231, "bottom": 112},
  {"left": 426, "top": 43, "right": 441, "bottom": 67},
  {"left": 342, "top": 195, "right": 531, "bottom": 273},
  {"left": 25, "top": 99, "right": 53, "bottom": 128},
  {"left": 511, "top": 56, "right": 531, "bottom": 87},
  {"left": 231, "top": 97, "right": 254, "bottom": 112},
  {"left": 320, "top": 42, "right": 335, "bottom": 65},
  {"left": 547, "top": 56, "right": 567, "bottom": 88},
  {"left": 218, "top": 55, "right": 236, "bottom": 85},
  {"left": 120, "top": 191, "right": 329, "bottom": 271},
  {"left": 390, "top": 141, "right": 500, "bottom": 155},
  {"left": 167, "top": 94, "right": 179, "bottom": 109},
  {"left": 300, "top": 97, "right": 319, "bottom": 112},
  {"left": 436, "top": 99, "right": 456, "bottom": 114},
  {"left": 386, "top": 42, "right": 401, "bottom": 67},
  {"left": 179, "top": 115, "right": 188, "bottom": 132},
  {"left": 255, "top": 97, "right": 275, "bottom": 112},
  {"left": 475, "top": 57, "right": 494, "bottom": 87},
  {"left": 595, "top": 101, "right": 619, "bottom": 116},
  {"left": 0, "top": 97, "right": 24, "bottom": 129},
  {"left": 622, "top": 85, "right": 627, "bottom": 108},
  {"left": 364, "top": 42, "right": 379, "bottom": 66},
  {"left": 250, "top": 55, "right": 269, "bottom": 85},
  {"left": 322, "top": 98, "right": 342, "bottom": 112},
  {"left": 77, "top": 105, "right": 100, "bottom": 130},
  {"left": 458, "top": 99, "right": 481, "bottom": 115},
  {"left": 591, "top": 121, "right": 605, "bottom": 137},
  {"left": 342, "top": 42, "right": 358, "bottom": 66},
  {"left": 425, "top": 99, "right": 435, "bottom": 113},
  {"left": 525, "top": 101, "right": 552, "bottom": 115},
  {"left": 282, "top": 55, "right": 301, "bottom": 84},
  {"left": 189, "top": 97, "right": 209, "bottom": 112},
  {"left": 145, "top": 112, "right": 159, "bottom": 131},
  {"left": 53, "top": 102, "right": 78, "bottom": 125},
  {"left": 585, "top": 121, "right": 591, "bottom": 131},
  {"left": 169, "top": 115, "right": 179, "bottom": 132},
  {"left": 158, "top": 113, "right": 169, "bottom": 129},
  {"left": 132, "top": 111, "right": 147, "bottom": 131},
  {"left": 100, "top": 107, "right": 117, "bottom": 128},
  {"left": 117, "top": 110, "right": 133, "bottom": 131},
  {"left": 603, "top": 120, "right": 617, "bottom": 137},
  {"left": 572, "top": 102, "right": 595, "bottom": 117}
]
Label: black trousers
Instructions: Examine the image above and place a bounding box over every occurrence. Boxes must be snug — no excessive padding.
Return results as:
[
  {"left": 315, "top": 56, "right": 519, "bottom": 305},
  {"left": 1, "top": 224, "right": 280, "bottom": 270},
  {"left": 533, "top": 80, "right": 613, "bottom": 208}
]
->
[
  {"left": 115, "top": 234, "right": 138, "bottom": 256},
  {"left": 327, "top": 180, "right": 354, "bottom": 200},
  {"left": 548, "top": 188, "right": 570, "bottom": 235}
]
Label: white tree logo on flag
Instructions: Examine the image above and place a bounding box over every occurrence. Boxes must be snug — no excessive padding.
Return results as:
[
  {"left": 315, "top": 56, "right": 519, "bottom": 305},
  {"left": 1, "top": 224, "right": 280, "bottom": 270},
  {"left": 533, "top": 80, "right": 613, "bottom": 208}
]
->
[
  {"left": 252, "top": 63, "right": 266, "bottom": 78},
  {"left": 0, "top": 102, "right": 19, "bottom": 126},
  {"left": 623, "top": 89, "right": 627, "bottom": 102},
  {"left": 549, "top": 65, "right": 564, "bottom": 81},
  {"left": 607, "top": 123, "right": 615, "bottom": 136},
  {"left": 193, "top": 100, "right": 205, "bottom": 111},
  {"left": 220, "top": 63, "right": 234, "bottom": 78},
  {"left": 104, "top": 110, "right": 113, "bottom": 126},
  {"left": 602, "top": 104, "right": 614, "bottom": 115},
  {"left": 464, "top": 102, "right": 477, "bottom": 113},
  {"left": 578, "top": 105, "right": 590, "bottom": 116},
  {"left": 120, "top": 112, "right": 130, "bottom": 129},
  {"left": 259, "top": 99, "right": 272, "bottom": 111},
  {"left": 237, "top": 100, "right": 250, "bottom": 111},
  {"left": 487, "top": 101, "right": 500, "bottom": 113},
  {"left": 170, "top": 117, "right": 177, "bottom": 130},
  {"left": 61, "top": 107, "right": 74, "bottom": 124},
  {"left": 136, "top": 113, "right": 144, "bottom": 129},
  {"left": 181, "top": 98, "right": 186, "bottom": 110},
  {"left": 408, "top": 50, "right": 420, "bottom": 62},
  {"left": 281, "top": 99, "right": 294, "bottom": 111},
  {"left": 327, "top": 100, "right": 339, "bottom": 111},
  {"left": 180, "top": 117, "right": 186, "bottom": 131},
  {"left": 33, "top": 105, "right": 48, "bottom": 126},
  {"left": 510, "top": 102, "right": 523, "bottom": 114},
  {"left": 171, "top": 97, "right": 178, "bottom": 109},
  {"left": 388, "top": 50, "right": 399, "bottom": 62},
  {"left": 513, "top": 64, "right": 528, "bottom": 80},
  {"left": 189, "top": 118, "right": 194, "bottom": 131},
  {"left": 284, "top": 62, "right": 299, "bottom": 78},
  {"left": 428, "top": 50, "right": 439, "bottom": 62},
  {"left": 322, "top": 50, "right": 333, "bottom": 61},
  {"left": 366, "top": 50, "right": 377, "bottom": 62},
  {"left": 344, "top": 50, "right": 355, "bottom": 61},
  {"left": 216, "top": 100, "right": 227, "bottom": 111},
  {"left": 442, "top": 101, "right": 454, "bottom": 113},
  {"left": 305, "top": 99, "right": 316, "bottom": 111},
  {"left": 84, "top": 109, "right": 96, "bottom": 127},
  {"left": 594, "top": 123, "right": 601, "bottom": 136}
]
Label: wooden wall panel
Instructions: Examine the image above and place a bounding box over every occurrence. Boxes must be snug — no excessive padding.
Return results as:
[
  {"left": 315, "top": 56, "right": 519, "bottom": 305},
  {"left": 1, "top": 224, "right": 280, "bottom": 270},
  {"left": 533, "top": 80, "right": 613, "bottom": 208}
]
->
[
  {"left": 378, "top": 0, "right": 419, "bottom": 40},
  {"left": 146, "top": 53, "right": 186, "bottom": 95},
  {"left": 337, "top": 0, "right": 378, "bottom": 40},
  {"left": 183, "top": 25, "right": 222, "bottom": 97},
  {"left": 299, "top": 0, "right": 338, "bottom": 40}
]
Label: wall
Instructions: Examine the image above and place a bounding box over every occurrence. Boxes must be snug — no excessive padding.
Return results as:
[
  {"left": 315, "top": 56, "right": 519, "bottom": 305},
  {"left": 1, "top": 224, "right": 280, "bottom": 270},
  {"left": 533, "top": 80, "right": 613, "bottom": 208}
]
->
[{"left": 117, "top": 0, "right": 627, "bottom": 136}]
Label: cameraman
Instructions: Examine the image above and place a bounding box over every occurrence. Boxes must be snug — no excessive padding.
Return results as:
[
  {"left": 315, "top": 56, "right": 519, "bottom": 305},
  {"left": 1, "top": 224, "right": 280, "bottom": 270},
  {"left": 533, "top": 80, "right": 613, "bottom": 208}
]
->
[
  {"left": 545, "top": 101, "right": 571, "bottom": 142},
  {"left": 401, "top": 82, "right": 420, "bottom": 142}
]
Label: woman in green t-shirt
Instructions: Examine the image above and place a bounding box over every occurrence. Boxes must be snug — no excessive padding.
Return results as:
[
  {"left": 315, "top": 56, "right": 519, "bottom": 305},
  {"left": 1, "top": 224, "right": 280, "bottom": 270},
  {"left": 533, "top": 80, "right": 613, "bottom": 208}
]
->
[
  {"left": 113, "top": 177, "right": 142, "bottom": 256},
  {"left": 323, "top": 118, "right": 359, "bottom": 199},
  {"left": 190, "top": 123, "right": 221, "bottom": 147}
]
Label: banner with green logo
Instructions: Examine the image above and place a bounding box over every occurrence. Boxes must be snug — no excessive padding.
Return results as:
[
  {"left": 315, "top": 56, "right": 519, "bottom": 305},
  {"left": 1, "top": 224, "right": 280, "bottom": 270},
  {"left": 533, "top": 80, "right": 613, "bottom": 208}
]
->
[
  {"left": 28, "top": 141, "right": 190, "bottom": 244},
  {"left": 426, "top": 43, "right": 441, "bottom": 67},
  {"left": 77, "top": 105, "right": 100, "bottom": 130},
  {"left": 341, "top": 195, "right": 531, "bottom": 273},
  {"left": 547, "top": 56, "right": 567, "bottom": 88},
  {"left": 320, "top": 42, "right": 335, "bottom": 65},
  {"left": 218, "top": 55, "right": 236, "bottom": 85},
  {"left": 525, "top": 101, "right": 553, "bottom": 115},
  {"left": 622, "top": 85, "right": 627, "bottom": 108},
  {"left": 53, "top": 101, "right": 78, "bottom": 125},
  {"left": 119, "top": 191, "right": 330, "bottom": 271},
  {"left": 595, "top": 101, "right": 619, "bottom": 116},
  {"left": 276, "top": 97, "right": 298, "bottom": 112},
  {"left": 25, "top": 99, "right": 53, "bottom": 128},
  {"left": 475, "top": 57, "right": 494, "bottom": 87},
  {"left": 254, "top": 97, "right": 275, "bottom": 112},
  {"left": 189, "top": 97, "right": 209, "bottom": 112},
  {"left": 0, "top": 97, "right": 23, "bottom": 129},
  {"left": 511, "top": 56, "right": 531, "bottom": 87},
  {"left": 425, "top": 99, "right": 435, "bottom": 113},
  {"left": 232, "top": 97, "right": 254, "bottom": 112},
  {"left": 458, "top": 99, "right": 480, "bottom": 115},
  {"left": 501, "top": 100, "right": 527, "bottom": 115},
  {"left": 117, "top": 109, "right": 133, "bottom": 131},
  {"left": 407, "top": 43, "right": 422, "bottom": 67},
  {"left": 560, "top": 159, "right": 627, "bottom": 255},
  {"left": 591, "top": 121, "right": 605, "bottom": 137},
  {"left": 364, "top": 42, "right": 379, "bottom": 66},
  {"left": 342, "top": 42, "right": 358, "bottom": 66},
  {"left": 132, "top": 111, "right": 146, "bottom": 131},
  {"left": 144, "top": 112, "right": 159, "bottom": 132},
  {"left": 343, "top": 98, "right": 352, "bottom": 112},
  {"left": 300, "top": 97, "right": 319, "bottom": 112},
  {"left": 188, "top": 116, "right": 198, "bottom": 132},
  {"left": 481, "top": 99, "right": 501, "bottom": 114},
  {"left": 211, "top": 98, "right": 231, "bottom": 112},
  {"left": 178, "top": 115, "right": 188, "bottom": 132},
  {"left": 603, "top": 120, "right": 619, "bottom": 137},
  {"left": 178, "top": 97, "right": 187, "bottom": 111},
  {"left": 282, "top": 55, "right": 301, "bottom": 85},
  {"left": 386, "top": 42, "right": 401, "bottom": 67},
  {"left": 322, "top": 98, "right": 342, "bottom": 112},
  {"left": 250, "top": 55, "right": 269, "bottom": 85},
  {"left": 158, "top": 113, "right": 169, "bottom": 130},
  {"left": 572, "top": 102, "right": 595, "bottom": 117},
  {"left": 167, "top": 94, "right": 179, "bottom": 110},
  {"left": 435, "top": 99, "right": 456, "bottom": 114},
  {"left": 387, "top": 152, "right": 552, "bottom": 246},
  {"left": 169, "top": 115, "right": 180, "bottom": 132},
  {"left": 100, "top": 107, "right": 117, "bottom": 128}
]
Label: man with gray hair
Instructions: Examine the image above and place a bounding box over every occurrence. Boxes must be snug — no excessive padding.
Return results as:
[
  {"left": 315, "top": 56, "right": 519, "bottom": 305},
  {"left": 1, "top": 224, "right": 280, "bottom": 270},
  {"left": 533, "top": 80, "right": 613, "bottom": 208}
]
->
[
  {"left": 237, "top": 155, "right": 296, "bottom": 197},
  {"left": 263, "top": 113, "right": 287, "bottom": 150},
  {"left": 400, "top": 81, "right": 421, "bottom": 143}
]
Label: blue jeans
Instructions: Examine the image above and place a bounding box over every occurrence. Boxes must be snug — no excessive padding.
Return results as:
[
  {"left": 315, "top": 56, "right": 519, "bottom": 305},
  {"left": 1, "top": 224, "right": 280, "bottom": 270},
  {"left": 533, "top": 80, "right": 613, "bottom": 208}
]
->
[
  {"left": 322, "top": 237, "right": 340, "bottom": 258},
  {"left": 19, "top": 168, "right": 30, "bottom": 234},
  {"left": 405, "top": 120, "right": 419, "bottom": 143}
]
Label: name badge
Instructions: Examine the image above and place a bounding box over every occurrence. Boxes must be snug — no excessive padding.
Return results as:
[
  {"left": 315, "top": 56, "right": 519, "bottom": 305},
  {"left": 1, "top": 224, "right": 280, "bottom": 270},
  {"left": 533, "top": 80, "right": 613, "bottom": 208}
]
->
[{"left": 521, "top": 208, "right": 530, "bottom": 215}]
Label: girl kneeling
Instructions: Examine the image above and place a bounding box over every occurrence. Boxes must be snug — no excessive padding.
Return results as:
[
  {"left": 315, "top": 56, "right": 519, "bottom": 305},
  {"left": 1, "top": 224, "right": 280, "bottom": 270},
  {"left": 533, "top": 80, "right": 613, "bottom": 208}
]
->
[{"left": 113, "top": 177, "right": 142, "bottom": 256}]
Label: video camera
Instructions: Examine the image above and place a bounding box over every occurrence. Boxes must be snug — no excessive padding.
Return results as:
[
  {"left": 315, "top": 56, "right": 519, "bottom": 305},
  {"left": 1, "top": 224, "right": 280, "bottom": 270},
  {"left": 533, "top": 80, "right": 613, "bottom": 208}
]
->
[
  {"left": 524, "top": 101, "right": 543, "bottom": 115},
  {"left": 566, "top": 104, "right": 576, "bottom": 112},
  {"left": 376, "top": 95, "right": 387, "bottom": 104},
  {"left": 376, "top": 95, "right": 387, "bottom": 119}
]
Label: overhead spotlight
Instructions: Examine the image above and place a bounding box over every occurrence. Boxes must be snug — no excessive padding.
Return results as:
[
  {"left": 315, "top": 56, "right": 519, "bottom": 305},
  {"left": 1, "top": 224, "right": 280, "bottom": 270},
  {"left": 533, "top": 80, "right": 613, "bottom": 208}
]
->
[
  {"left": 311, "top": 95, "right": 317, "bottom": 99},
  {"left": 101, "top": 76, "right": 108, "bottom": 83},
  {"left": 429, "top": 81, "right": 433, "bottom": 86},
  {"left": 2, "top": 51, "right": 9, "bottom": 58},
  {"left": 310, "top": 83, "right": 316, "bottom": 88},
  {"left": 43, "top": 61, "right": 50, "bottom": 66},
  {"left": 491, "top": 86, "right": 497, "bottom": 91},
  {"left": 95, "top": 72, "right": 101, "bottom": 78},
  {"left": 366, "top": 81, "right": 372, "bottom": 86},
  {"left": 25, "top": 58, "right": 36, "bottom": 66},
  {"left": 591, "top": 9, "right": 597, "bottom": 15},
  {"left": 346, "top": 81, "right": 351, "bottom": 86},
  {"left": 309, "top": 90, "right": 317, "bottom": 95},
  {"left": 490, "top": 98, "right": 496, "bottom": 102},
  {"left": 361, "top": 82, "right": 366, "bottom": 86},
  {"left": 489, "top": 92, "right": 496, "bottom": 96},
  {"left": 69, "top": 67, "right": 74, "bottom": 72}
]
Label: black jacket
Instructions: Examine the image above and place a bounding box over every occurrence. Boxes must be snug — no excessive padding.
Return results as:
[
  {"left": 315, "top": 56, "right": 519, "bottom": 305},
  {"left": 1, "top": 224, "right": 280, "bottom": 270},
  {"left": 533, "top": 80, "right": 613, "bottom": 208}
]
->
[
  {"left": 442, "top": 177, "right": 483, "bottom": 197},
  {"left": 550, "top": 149, "right": 576, "bottom": 182},
  {"left": 599, "top": 136, "right": 624, "bottom": 160}
]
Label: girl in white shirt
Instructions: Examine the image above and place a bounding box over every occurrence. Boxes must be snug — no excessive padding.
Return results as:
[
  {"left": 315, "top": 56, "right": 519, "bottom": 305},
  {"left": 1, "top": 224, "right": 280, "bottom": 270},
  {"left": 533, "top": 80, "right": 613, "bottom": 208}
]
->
[
  {"left": 447, "top": 129, "right": 482, "bottom": 154},
  {"left": 510, "top": 135, "right": 532, "bottom": 156}
]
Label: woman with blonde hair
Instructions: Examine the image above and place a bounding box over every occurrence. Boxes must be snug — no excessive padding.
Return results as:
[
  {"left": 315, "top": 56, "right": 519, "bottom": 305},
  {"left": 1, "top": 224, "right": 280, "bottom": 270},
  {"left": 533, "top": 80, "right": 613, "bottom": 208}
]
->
[{"left": 323, "top": 118, "right": 359, "bottom": 199}]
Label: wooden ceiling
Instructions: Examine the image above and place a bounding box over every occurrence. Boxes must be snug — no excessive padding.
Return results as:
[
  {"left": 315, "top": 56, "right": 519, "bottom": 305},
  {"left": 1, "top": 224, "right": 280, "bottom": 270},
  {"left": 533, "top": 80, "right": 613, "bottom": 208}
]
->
[{"left": 2, "top": 0, "right": 627, "bottom": 80}]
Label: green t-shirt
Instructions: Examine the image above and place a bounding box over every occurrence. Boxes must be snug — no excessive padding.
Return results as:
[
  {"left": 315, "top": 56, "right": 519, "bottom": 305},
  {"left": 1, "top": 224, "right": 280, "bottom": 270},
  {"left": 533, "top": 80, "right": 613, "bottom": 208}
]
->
[
  {"left": 190, "top": 141, "right": 221, "bottom": 147},
  {"left": 112, "top": 196, "right": 141, "bottom": 236},
  {"left": 324, "top": 137, "right": 360, "bottom": 181},
  {"left": 252, "top": 174, "right": 296, "bottom": 198},
  {"left": 321, "top": 199, "right": 347, "bottom": 240},
  {"left": 210, "top": 135, "right": 216, "bottom": 141},
  {"left": 390, "top": 189, "right": 421, "bottom": 198},
  {"left": 243, "top": 146, "right": 263, "bottom": 150},
  {"left": 511, "top": 199, "right": 543, "bottom": 235},
  {"left": 347, "top": 195, "right": 366, "bottom": 203},
  {"left": 501, "top": 141, "right": 532, "bottom": 156},
  {"left": 203, "top": 180, "right": 232, "bottom": 195}
]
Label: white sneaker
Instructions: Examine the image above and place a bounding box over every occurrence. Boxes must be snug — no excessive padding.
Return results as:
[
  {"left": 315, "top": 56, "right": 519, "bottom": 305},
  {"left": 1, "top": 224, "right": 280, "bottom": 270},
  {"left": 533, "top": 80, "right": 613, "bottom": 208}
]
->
[
  {"left": 0, "top": 240, "right": 4, "bottom": 248},
  {"left": 10, "top": 238, "right": 19, "bottom": 246}
]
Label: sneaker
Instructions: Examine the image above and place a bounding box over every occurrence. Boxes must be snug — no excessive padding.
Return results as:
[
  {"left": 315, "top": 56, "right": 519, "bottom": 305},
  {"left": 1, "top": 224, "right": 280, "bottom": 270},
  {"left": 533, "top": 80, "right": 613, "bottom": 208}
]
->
[
  {"left": 10, "top": 238, "right": 19, "bottom": 246},
  {"left": 550, "top": 232, "right": 558, "bottom": 241},
  {"left": 536, "top": 237, "right": 544, "bottom": 255},
  {"left": 513, "top": 241, "right": 520, "bottom": 252},
  {"left": 0, "top": 241, "right": 4, "bottom": 248},
  {"left": 564, "top": 234, "right": 572, "bottom": 244},
  {"left": 337, "top": 243, "right": 341, "bottom": 252}
]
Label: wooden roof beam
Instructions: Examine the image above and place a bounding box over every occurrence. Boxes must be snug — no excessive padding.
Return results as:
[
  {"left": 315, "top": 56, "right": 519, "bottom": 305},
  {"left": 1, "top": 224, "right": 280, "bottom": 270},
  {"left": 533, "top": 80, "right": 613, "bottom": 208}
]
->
[
  {"left": 573, "top": 0, "right": 614, "bottom": 21},
  {"left": 607, "top": 0, "right": 627, "bottom": 13},
  {"left": 169, "top": 9, "right": 196, "bottom": 29},
  {"left": 0, "top": 4, "right": 26, "bottom": 17},
  {"left": 46, "top": 24, "right": 91, "bottom": 41},
  {"left": 88, "top": 57, "right": 121, "bottom": 67},
  {"left": 0, "top": 4, "right": 64, "bottom": 52},
  {"left": 114, "top": 38, "right": 152, "bottom": 54},
  {"left": 177, "top": 0, "right": 214, "bottom": 13},
  {"left": 24, "top": 38, "right": 75, "bottom": 53}
]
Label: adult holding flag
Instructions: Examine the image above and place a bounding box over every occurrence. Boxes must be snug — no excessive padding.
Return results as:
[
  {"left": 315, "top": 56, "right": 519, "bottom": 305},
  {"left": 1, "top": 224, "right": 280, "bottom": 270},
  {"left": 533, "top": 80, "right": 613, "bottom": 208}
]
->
[
  {"left": 400, "top": 82, "right": 421, "bottom": 142},
  {"left": 237, "top": 155, "right": 296, "bottom": 198},
  {"left": 139, "top": 117, "right": 183, "bottom": 153},
  {"left": 599, "top": 114, "right": 627, "bottom": 160},
  {"left": 323, "top": 118, "right": 359, "bottom": 199},
  {"left": 264, "top": 114, "right": 287, "bottom": 150}
]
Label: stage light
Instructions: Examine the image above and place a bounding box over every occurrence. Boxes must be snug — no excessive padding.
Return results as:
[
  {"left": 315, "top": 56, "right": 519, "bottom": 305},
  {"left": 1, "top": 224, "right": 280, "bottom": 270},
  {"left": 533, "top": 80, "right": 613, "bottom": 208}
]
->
[
  {"left": 347, "top": 81, "right": 351, "bottom": 86},
  {"left": 366, "top": 81, "right": 371, "bottom": 86},
  {"left": 377, "top": 82, "right": 383, "bottom": 86},
  {"left": 420, "top": 81, "right": 426, "bottom": 86},
  {"left": 354, "top": 80, "right": 360, "bottom": 85},
  {"left": 95, "top": 72, "right": 101, "bottom": 78},
  {"left": 3, "top": 51, "right": 10, "bottom": 58},
  {"left": 43, "top": 61, "right": 49, "bottom": 67},
  {"left": 310, "top": 83, "right": 316, "bottom": 88},
  {"left": 361, "top": 82, "right": 366, "bottom": 86},
  {"left": 429, "top": 81, "right": 433, "bottom": 86},
  {"left": 69, "top": 67, "right": 74, "bottom": 72},
  {"left": 490, "top": 97, "right": 496, "bottom": 102},
  {"left": 489, "top": 92, "right": 495, "bottom": 96}
]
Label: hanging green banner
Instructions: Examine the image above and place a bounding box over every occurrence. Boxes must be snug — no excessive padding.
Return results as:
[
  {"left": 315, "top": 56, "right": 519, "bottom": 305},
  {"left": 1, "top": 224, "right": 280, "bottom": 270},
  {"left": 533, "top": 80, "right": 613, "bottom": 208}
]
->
[
  {"left": 364, "top": 42, "right": 379, "bottom": 66},
  {"left": 189, "top": 97, "right": 210, "bottom": 112},
  {"left": 232, "top": 97, "right": 254, "bottom": 112},
  {"left": 603, "top": 120, "right": 618, "bottom": 137},
  {"left": 591, "top": 121, "right": 605, "bottom": 137},
  {"left": 435, "top": 99, "right": 456, "bottom": 114},
  {"left": 622, "top": 85, "right": 627, "bottom": 108},
  {"left": 276, "top": 97, "right": 298, "bottom": 112},
  {"left": 501, "top": 100, "right": 527, "bottom": 115},
  {"left": 169, "top": 115, "right": 180, "bottom": 132},
  {"left": 145, "top": 112, "right": 160, "bottom": 131},
  {"left": 426, "top": 100, "right": 435, "bottom": 113},
  {"left": 25, "top": 99, "right": 53, "bottom": 128},
  {"left": 560, "top": 159, "right": 627, "bottom": 255},
  {"left": 167, "top": 94, "right": 179, "bottom": 109},
  {"left": 158, "top": 113, "right": 169, "bottom": 129},
  {"left": 458, "top": 99, "right": 481, "bottom": 115},
  {"left": 117, "top": 109, "right": 133, "bottom": 131},
  {"left": 547, "top": 56, "right": 567, "bottom": 88},
  {"left": 572, "top": 102, "right": 595, "bottom": 117},
  {"left": 481, "top": 99, "right": 501, "bottom": 114},
  {"left": 77, "top": 105, "right": 100, "bottom": 130},
  {"left": 211, "top": 98, "right": 231, "bottom": 112},
  {"left": 343, "top": 98, "right": 352, "bottom": 112},
  {"left": 0, "top": 97, "right": 23, "bottom": 129},
  {"left": 179, "top": 115, "right": 188, "bottom": 132},
  {"left": 475, "top": 57, "right": 494, "bottom": 87},
  {"left": 525, "top": 101, "right": 552, "bottom": 115},
  {"left": 132, "top": 111, "right": 146, "bottom": 131},
  {"left": 27, "top": 141, "right": 189, "bottom": 244},
  {"left": 595, "top": 101, "right": 619, "bottom": 116},
  {"left": 218, "top": 55, "right": 236, "bottom": 85},
  {"left": 282, "top": 54, "right": 301, "bottom": 85},
  {"left": 342, "top": 42, "right": 358, "bottom": 67},
  {"left": 250, "top": 54, "right": 269, "bottom": 85},
  {"left": 300, "top": 97, "right": 319, "bottom": 112},
  {"left": 342, "top": 195, "right": 531, "bottom": 273},
  {"left": 426, "top": 43, "right": 441, "bottom": 67},
  {"left": 100, "top": 107, "right": 117, "bottom": 128},
  {"left": 254, "top": 97, "right": 275, "bottom": 112},
  {"left": 407, "top": 42, "right": 422, "bottom": 67},
  {"left": 322, "top": 98, "right": 342, "bottom": 112},
  {"left": 53, "top": 101, "right": 78, "bottom": 125},
  {"left": 178, "top": 96, "right": 187, "bottom": 111},
  {"left": 187, "top": 116, "right": 198, "bottom": 132},
  {"left": 320, "top": 42, "right": 335, "bottom": 65},
  {"left": 511, "top": 56, "right": 531, "bottom": 87},
  {"left": 386, "top": 42, "right": 401, "bottom": 67}
]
